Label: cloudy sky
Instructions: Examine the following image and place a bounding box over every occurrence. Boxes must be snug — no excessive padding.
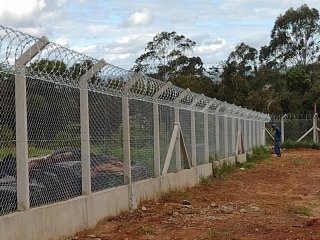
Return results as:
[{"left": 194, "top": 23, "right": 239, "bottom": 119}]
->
[{"left": 1, "top": 0, "right": 320, "bottom": 70}]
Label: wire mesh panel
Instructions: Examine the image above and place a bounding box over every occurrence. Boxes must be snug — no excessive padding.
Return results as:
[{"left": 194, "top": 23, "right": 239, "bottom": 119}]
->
[
  {"left": 159, "top": 105, "right": 175, "bottom": 173},
  {"left": 89, "top": 92, "right": 124, "bottom": 192},
  {"left": 235, "top": 118, "right": 239, "bottom": 151},
  {"left": 27, "top": 78, "right": 81, "bottom": 207},
  {"left": 208, "top": 114, "right": 216, "bottom": 157},
  {"left": 195, "top": 112, "right": 204, "bottom": 165},
  {"left": 0, "top": 71, "right": 17, "bottom": 215},
  {"left": 240, "top": 119, "right": 245, "bottom": 150},
  {"left": 0, "top": 25, "right": 272, "bottom": 216},
  {"left": 219, "top": 116, "right": 225, "bottom": 158},
  {"left": 227, "top": 117, "right": 233, "bottom": 156},
  {"left": 129, "top": 99, "right": 154, "bottom": 182},
  {"left": 179, "top": 109, "right": 191, "bottom": 169}
]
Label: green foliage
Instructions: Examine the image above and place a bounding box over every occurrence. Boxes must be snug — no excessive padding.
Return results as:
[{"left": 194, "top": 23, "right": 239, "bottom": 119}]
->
[
  {"left": 208, "top": 229, "right": 235, "bottom": 237},
  {"left": 138, "top": 225, "right": 156, "bottom": 234},
  {"left": 54, "top": 124, "right": 81, "bottom": 148},
  {"left": 199, "top": 175, "right": 212, "bottom": 186},
  {"left": 289, "top": 206, "right": 313, "bottom": 216},
  {"left": 281, "top": 139, "right": 320, "bottom": 149},
  {"left": 213, "top": 161, "right": 238, "bottom": 179},
  {"left": 161, "top": 190, "right": 191, "bottom": 202},
  {"left": 246, "top": 146, "right": 271, "bottom": 162},
  {"left": 0, "top": 125, "right": 14, "bottom": 142}
]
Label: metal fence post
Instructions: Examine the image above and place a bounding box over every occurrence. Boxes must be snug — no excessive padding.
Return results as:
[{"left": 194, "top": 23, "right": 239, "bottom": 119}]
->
[
  {"left": 313, "top": 113, "right": 318, "bottom": 144},
  {"left": 122, "top": 96, "right": 131, "bottom": 184},
  {"left": 15, "top": 36, "right": 49, "bottom": 211},
  {"left": 79, "top": 59, "right": 106, "bottom": 195}
]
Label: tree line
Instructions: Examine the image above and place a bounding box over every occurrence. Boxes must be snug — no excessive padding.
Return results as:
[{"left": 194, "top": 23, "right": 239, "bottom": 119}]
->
[{"left": 133, "top": 4, "right": 320, "bottom": 115}]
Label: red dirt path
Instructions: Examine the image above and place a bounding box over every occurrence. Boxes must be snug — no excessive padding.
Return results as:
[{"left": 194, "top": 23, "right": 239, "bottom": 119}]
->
[{"left": 69, "top": 149, "right": 320, "bottom": 240}]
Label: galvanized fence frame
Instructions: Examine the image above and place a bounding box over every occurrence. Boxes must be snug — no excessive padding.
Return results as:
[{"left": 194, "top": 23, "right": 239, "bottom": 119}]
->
[
  {"left": 268, "top": 114, "right": 320, "bottom": 145},
  {"left": 0, "top": 25, "right": 270, "bottom": 216}
]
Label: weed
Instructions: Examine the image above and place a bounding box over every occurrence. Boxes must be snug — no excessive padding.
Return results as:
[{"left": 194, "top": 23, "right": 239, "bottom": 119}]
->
[
  {"left": 281, "top": 140, "right": 320, "bottom": 150},
  {"left": 292, "top": 156, "right": 308, "bottom": 165},
  {"left": 208, "top": 228, "right": 235, "bottom": 237},
  {"left": 247, "top": 146, "right": 271, "bottom": 163},
  {"left": 240, "top": 161, "right": 256, "bottom": 169},
  {"left": 213, "top": 161, "right": 237, "bottom": 179},
  {"left": 161, "top": 190, "right": 191, "bottom": 202},
  {"left": 162, "top": 221, "right": 175, "bottom": 229},
  {"left": 138, "top": 225, "right": 156, "bottom": 234},
  {"left": 199, "top": 175, "right": 212, "bottom": 185},
  {"left": 289, "top": 206, "right": 313, "bottom": 217}
]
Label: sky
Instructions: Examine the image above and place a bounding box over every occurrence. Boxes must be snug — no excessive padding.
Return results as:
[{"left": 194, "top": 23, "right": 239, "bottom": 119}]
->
[{"left": 1, "top": 0, "right": 320, "bottom": 70}]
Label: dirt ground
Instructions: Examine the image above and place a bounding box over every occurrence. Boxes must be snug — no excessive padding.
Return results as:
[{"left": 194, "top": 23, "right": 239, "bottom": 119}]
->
[{"left": 70, "top": 149, "right": 320, "bottom": 240}]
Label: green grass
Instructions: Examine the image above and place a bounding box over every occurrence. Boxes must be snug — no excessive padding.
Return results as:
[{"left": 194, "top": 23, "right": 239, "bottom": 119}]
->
[
  {"left": 289, "top": 206, "right": 313, "bottom": 217},
  {"left": 208, "top": 229, "right": 235, "bottom": 237},
  {"left": 138, "top": 225, "right": 156, "bottom": 234},
  {"left": 161, "top": 190, "right": 191, "bottom": 202},
  {"left": 211, "top": 146, "right": 271, "bottom": 178},
  {"left": 292, "top": 156, "right": 309, "bottom": 165},
  {"left": 213, "top": 161, "right": 238, "bottom": 179},
  {"left": 0, "top": 146, "right": 54, "bottom": 159},
  {"left": 281, "top": 139, "right": 320, "bottom": 150},
  {"left": 199, "top": 175, "right": 212, "bottom": 185},
  {"left": 246, "top": 146, "right": 271, "bottom": 162}
]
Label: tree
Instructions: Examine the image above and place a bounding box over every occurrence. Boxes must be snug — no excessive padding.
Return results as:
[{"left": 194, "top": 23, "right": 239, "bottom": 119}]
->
[
  {"left": 283, "top": 65, "right": 311, "bottom": 94},
  {"left": 227, "top": 42, "right": 258, "bottom": 76},
  {"left": 263, "top": 4, "right": 320, "bottom": 68},
  {"left": 133, "top": 31, "right": 196, "bottom": 80}
]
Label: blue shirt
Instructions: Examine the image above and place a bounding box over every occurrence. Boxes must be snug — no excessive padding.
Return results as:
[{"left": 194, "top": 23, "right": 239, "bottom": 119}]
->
[{"left": 274, "top": 127, "right": 281, "bottom": 141}]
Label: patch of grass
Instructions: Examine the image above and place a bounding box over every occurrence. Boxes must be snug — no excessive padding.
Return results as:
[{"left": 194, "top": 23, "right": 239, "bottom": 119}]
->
[
  {"left": 162, "top": 221, "right": 175, "bottom": 229},
  {"left": 161, "top": 190, "right": 191, "bottom": 203},
  {"left": 208, "top": 228, "right": 235, "bottom": 237},
  {"left": 289, "top": 206, "right": 313, "bottom": 217},
  {"left": 138, "top": 225, "right": 156, "bottom": 234},
  {"left": 199, "top": 175, "right": 212, "bottom": 185},
  {"left": 281, "top": 139, "right": 320, "bottom": 150},
  {"left": 246, "top": 146, "right": 271, "bottom": 163},
  {"left": 213, "top": 161, "right": 238, "bottom": 179},
  {"left": 240, "top": 161, "right": 256, "bottom": 169},
  {"left": 292, "top": 156, "right": 309, "bottom": 165}
]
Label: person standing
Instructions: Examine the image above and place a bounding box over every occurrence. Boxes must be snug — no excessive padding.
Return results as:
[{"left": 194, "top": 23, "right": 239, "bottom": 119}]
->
[{"left": 271, "top": 123, "right": 281, "bottom": 157}]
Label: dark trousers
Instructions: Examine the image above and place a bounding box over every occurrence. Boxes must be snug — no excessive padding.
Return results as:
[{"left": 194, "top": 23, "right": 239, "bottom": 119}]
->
[{"left": 274, "top": 140, "right": 281, "bottom": 156}]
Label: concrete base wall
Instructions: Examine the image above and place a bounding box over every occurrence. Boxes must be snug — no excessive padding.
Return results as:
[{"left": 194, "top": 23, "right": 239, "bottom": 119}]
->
[
  {"left": 0, "top": 163, "right": 212, "bottom": 240},
  {"left": 236, "top": 153, "right": 247, "bottom": 164}
]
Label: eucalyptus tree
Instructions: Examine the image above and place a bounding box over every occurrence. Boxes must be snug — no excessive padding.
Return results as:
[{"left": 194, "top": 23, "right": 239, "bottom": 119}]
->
[
  {"left": 261, "top": 4, "right": 320, "bottom": 69},
  {"left": 133, "top": 31, "right": 196, "bottom": 80}
]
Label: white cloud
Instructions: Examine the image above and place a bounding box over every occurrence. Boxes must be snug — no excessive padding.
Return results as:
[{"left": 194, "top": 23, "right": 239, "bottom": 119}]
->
[
  {"left": 54, "top": 36, "right": 70, "bottom": 47},
  {"left": 124, "top": 8, "right": 153, "bottom": 27},
  {"left": 0, "top": 0, "right": 47, "bottom": 25},
  {"left": 195, "top": 39, "right": 227, "bottom": 54}
]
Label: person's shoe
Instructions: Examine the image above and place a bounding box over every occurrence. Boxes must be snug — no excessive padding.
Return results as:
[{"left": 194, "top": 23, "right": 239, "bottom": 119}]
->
[{"left": 277, "top": 154, "right": 281, "bottom": 157}]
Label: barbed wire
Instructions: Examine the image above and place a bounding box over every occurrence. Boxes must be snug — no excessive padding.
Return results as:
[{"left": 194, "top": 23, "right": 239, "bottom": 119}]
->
[{"left": 0, "top": 25, "right": 270, "bottom": 121}]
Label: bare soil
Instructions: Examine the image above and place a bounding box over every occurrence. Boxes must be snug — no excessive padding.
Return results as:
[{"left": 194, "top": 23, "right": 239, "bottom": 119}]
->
[{"left": 70, "top": 149, "right": 320, "bottom": 240}]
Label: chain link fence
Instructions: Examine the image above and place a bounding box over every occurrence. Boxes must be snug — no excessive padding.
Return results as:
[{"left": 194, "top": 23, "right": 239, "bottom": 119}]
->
[
  {"left": 267, "top": 114, "right": 317, "bottom": 145},
  {"left": 0, "top": 25, "right": 270, "bottom": 216}
]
